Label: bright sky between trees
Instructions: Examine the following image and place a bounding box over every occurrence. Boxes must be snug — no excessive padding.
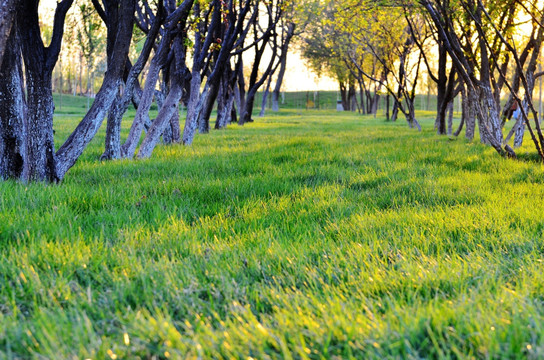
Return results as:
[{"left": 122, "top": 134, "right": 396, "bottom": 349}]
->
[{"left": 40, "top": 0, "right": 338, "bottom": 91}]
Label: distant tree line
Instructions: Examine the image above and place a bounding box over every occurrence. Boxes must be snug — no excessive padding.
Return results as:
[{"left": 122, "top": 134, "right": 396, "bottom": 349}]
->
[
  {"left": 299, "top": 0, "right": 544, "bottom": 160},
  {"left": 0, "top": 0, "right": 308, "bottom": 182}
]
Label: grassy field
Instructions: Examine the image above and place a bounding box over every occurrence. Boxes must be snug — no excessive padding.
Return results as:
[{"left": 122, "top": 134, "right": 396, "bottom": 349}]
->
[{"left": 2, "top": 96, "right": 544, "bottom": 359}]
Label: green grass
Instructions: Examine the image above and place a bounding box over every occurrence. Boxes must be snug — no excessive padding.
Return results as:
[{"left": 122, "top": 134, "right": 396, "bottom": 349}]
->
[{"left": 1, "top": 97, "right": 544, "bottom": 359}]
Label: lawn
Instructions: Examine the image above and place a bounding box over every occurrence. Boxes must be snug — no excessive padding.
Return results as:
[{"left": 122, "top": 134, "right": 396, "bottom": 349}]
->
[{"left": 1, "top": 98, "right": 544, "bottom": 359}]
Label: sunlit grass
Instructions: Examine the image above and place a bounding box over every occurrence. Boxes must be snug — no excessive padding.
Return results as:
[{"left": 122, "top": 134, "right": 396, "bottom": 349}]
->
[{"left": 1, "top": 98, "right": 544, "bottom": 358}]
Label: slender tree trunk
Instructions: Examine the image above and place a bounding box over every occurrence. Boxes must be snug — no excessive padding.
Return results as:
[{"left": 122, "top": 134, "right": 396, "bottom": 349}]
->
[
  {"left": 259, "top": 75, "right": 272, "bottom": 117},
  {"left": 271, "top": 23, "right": 294, "bottom": 112},
  {"left": 359, "top": 81, "right": 366, "bottom": 115},
  {"left": 386, "top": 94, "right": 390, "bottom": 121},
  {"left": 464, "top": 89, "right": 476, "bottom": 141},
  {"left": 447, "top": 100, "right": 454, "bottom": 136},
  {"left": 182, "top": 71, "right": 201, "bottom": 145},
  {"left": 170, "top": 103, "right": 181, "bottom": 143},
  {"left": 391, "top": 99, "right": 399, "bottom": 121}
]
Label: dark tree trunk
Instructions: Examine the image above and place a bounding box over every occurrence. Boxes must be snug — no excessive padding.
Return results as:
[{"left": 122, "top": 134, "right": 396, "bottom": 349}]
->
[
  {"left": 385, "top": 94, "right": 390, "bottom": 121},
  {"left": 358, "top": 81, "right": 366, "bottom": 115},
  {"left": 240, "top": 14, "right": 279, "bottom": 125},
  {"left": 447, "top": 100, "right": 454, "bottom": 136},
  {"left": 215, "top": 73, "right": 229, "bottom": 128},
  {"left": 348, "top": 80, "right": 356, "bottom": 112},
  {"left": 215, "top": 64, "right": 236, "bottom": 129},
  {"left": 0, "top": 0, "right": 16, "bottom": 68},
  {"left": 365, "top": 90, "right": 372, "bottom": 114},
  {"left": 339, "top": 81, "right": 348, "bottom": 111},
  {"left": 240, "top": 87, "right": 257, "bottom": 124},
  {"left": 391, "top": 99, "right": 399, "bottom": 122},
  {"left": 464, "top": 89, "right": 476, "bottom": 140},
  {"left": 17, "top": 0, "right": 72, "bottom": 181},
  {"left": 259, "top": 75, "right": 272, "bottom": 117},
  {"left": 0, "top": 27, "right": 26, "bottom": 179},
  {"left": 235, "top": 57, "right": 246, "bottom": 114},
  {"left": 170, "top": 103, "right": 181, "bottom": 143},
  {"left": 434, "top": 42, "right": 447, "bottom": 133}
]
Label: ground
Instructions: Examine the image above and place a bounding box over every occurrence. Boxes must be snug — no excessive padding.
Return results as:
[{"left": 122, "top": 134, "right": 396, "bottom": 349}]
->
[{"left": 1, "top": 97, "right": 544, "bottom": 359}]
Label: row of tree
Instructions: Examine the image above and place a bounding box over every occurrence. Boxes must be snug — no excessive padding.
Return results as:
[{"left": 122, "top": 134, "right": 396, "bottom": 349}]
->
[
  {"left": 300, "top": 0, "right": 544, "bottom": 160},
  {"left": 0, "top": 0, "right": 305, "bottom": 182}
]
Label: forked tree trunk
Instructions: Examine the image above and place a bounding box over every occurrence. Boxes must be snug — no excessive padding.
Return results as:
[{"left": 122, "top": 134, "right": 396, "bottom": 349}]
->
[
  {"left": 137, "top": 74, "right": 184, "bottom": 158},
  {"left": 55, "top": 0, "right": 136, "bottom": 179},
  {"left": 464, "top": 94, "right": 476, "bottom": 141},
  {"left": 120, "top": 51, "right": 164, "bottom": 157},
  {"left": 102, "top": 7, "right": 162, "bottom": 160}
]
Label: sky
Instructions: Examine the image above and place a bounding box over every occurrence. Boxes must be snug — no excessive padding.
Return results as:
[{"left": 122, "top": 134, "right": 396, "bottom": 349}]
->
[{"left": 40, "top": 0, "right": 338, "bottom": 91}]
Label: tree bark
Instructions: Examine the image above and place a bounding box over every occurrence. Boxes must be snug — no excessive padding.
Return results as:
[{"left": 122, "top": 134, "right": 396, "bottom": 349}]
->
[
  {"left": 271, "top": 22, "right": 294, "bottom": 112},
  {"left": 56, "top": 0, "right": 136, "bottom": 179},
  {"left": 120, "top": 43, "right": 166, "bottom": 157},
  {"left": 137, "top": 75, "right": 184, "bottom": 158},
  {"left": 447, "top": 100, "right": 454, "bottom": 136},
  {"left": 0, "top": 0, "right": 16, "bottom": 68},
  {"left": 102, "top": 1, "right": 163, "bottom": 160},
  {"left": 0, "top": 27, "right": 27, "bottom": 179},
  {"left": 259, "top": 75, "right": 272, "bottom": 117}
]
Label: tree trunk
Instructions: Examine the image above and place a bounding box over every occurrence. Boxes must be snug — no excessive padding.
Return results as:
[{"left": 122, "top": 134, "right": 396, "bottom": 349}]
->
[
  {"left": 391, "top": 99, "right": 399, "bottom": 122},
  {"left": 120, "top": 55, "right": 163, "bottom": 157},
  {"left": 271, "top": 22, "right": 294, "bottom": 112},
  {"left": 259, "top": 75, "right": 272, "bottom": 117},
  {"left": 137, "top": 74, "right": 184, "bottom": 158},
  {"left": 385, "top": 94, "right": 390, "bottom": 121},
  {"left": 464, "top": 89, "right": 476, "bottom": 141},
  {"left": 434, "top": 43, "right": 447, "bottom": 133},
  {"left": 0, "top": 0, "right": 16, "bottom": 68},
  {"left": 55, "top": 0, "right": 136, "bottom": 179},
  {"left": 240, "top": 87, "right": 257, "bottom": 125},
  {"left": 182, "top": 70, "right": 202, "bottom": 145},
  {"left": 340, "top": 81, "right": 348, "bottom": 111},
  {"left": 406, "top": 100, "right": 421, "bottom": 131},
  {"left": 102, "top": 11, "right": 160, "bottom": 160},
  {"left": 24, "top": 73, "right": 57, "bottom": 181},
  {"left": 447, "top": 100, "right": 454, "bottom": 136},
  {"left": 0, "top": 27, "right": 26, "bottom": 180},
  {"left": 215, "top": 70, "right": 235, "bottom": 129},
  {"left": 170, "top": 104, "right": 181, "bottom": 143}
]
